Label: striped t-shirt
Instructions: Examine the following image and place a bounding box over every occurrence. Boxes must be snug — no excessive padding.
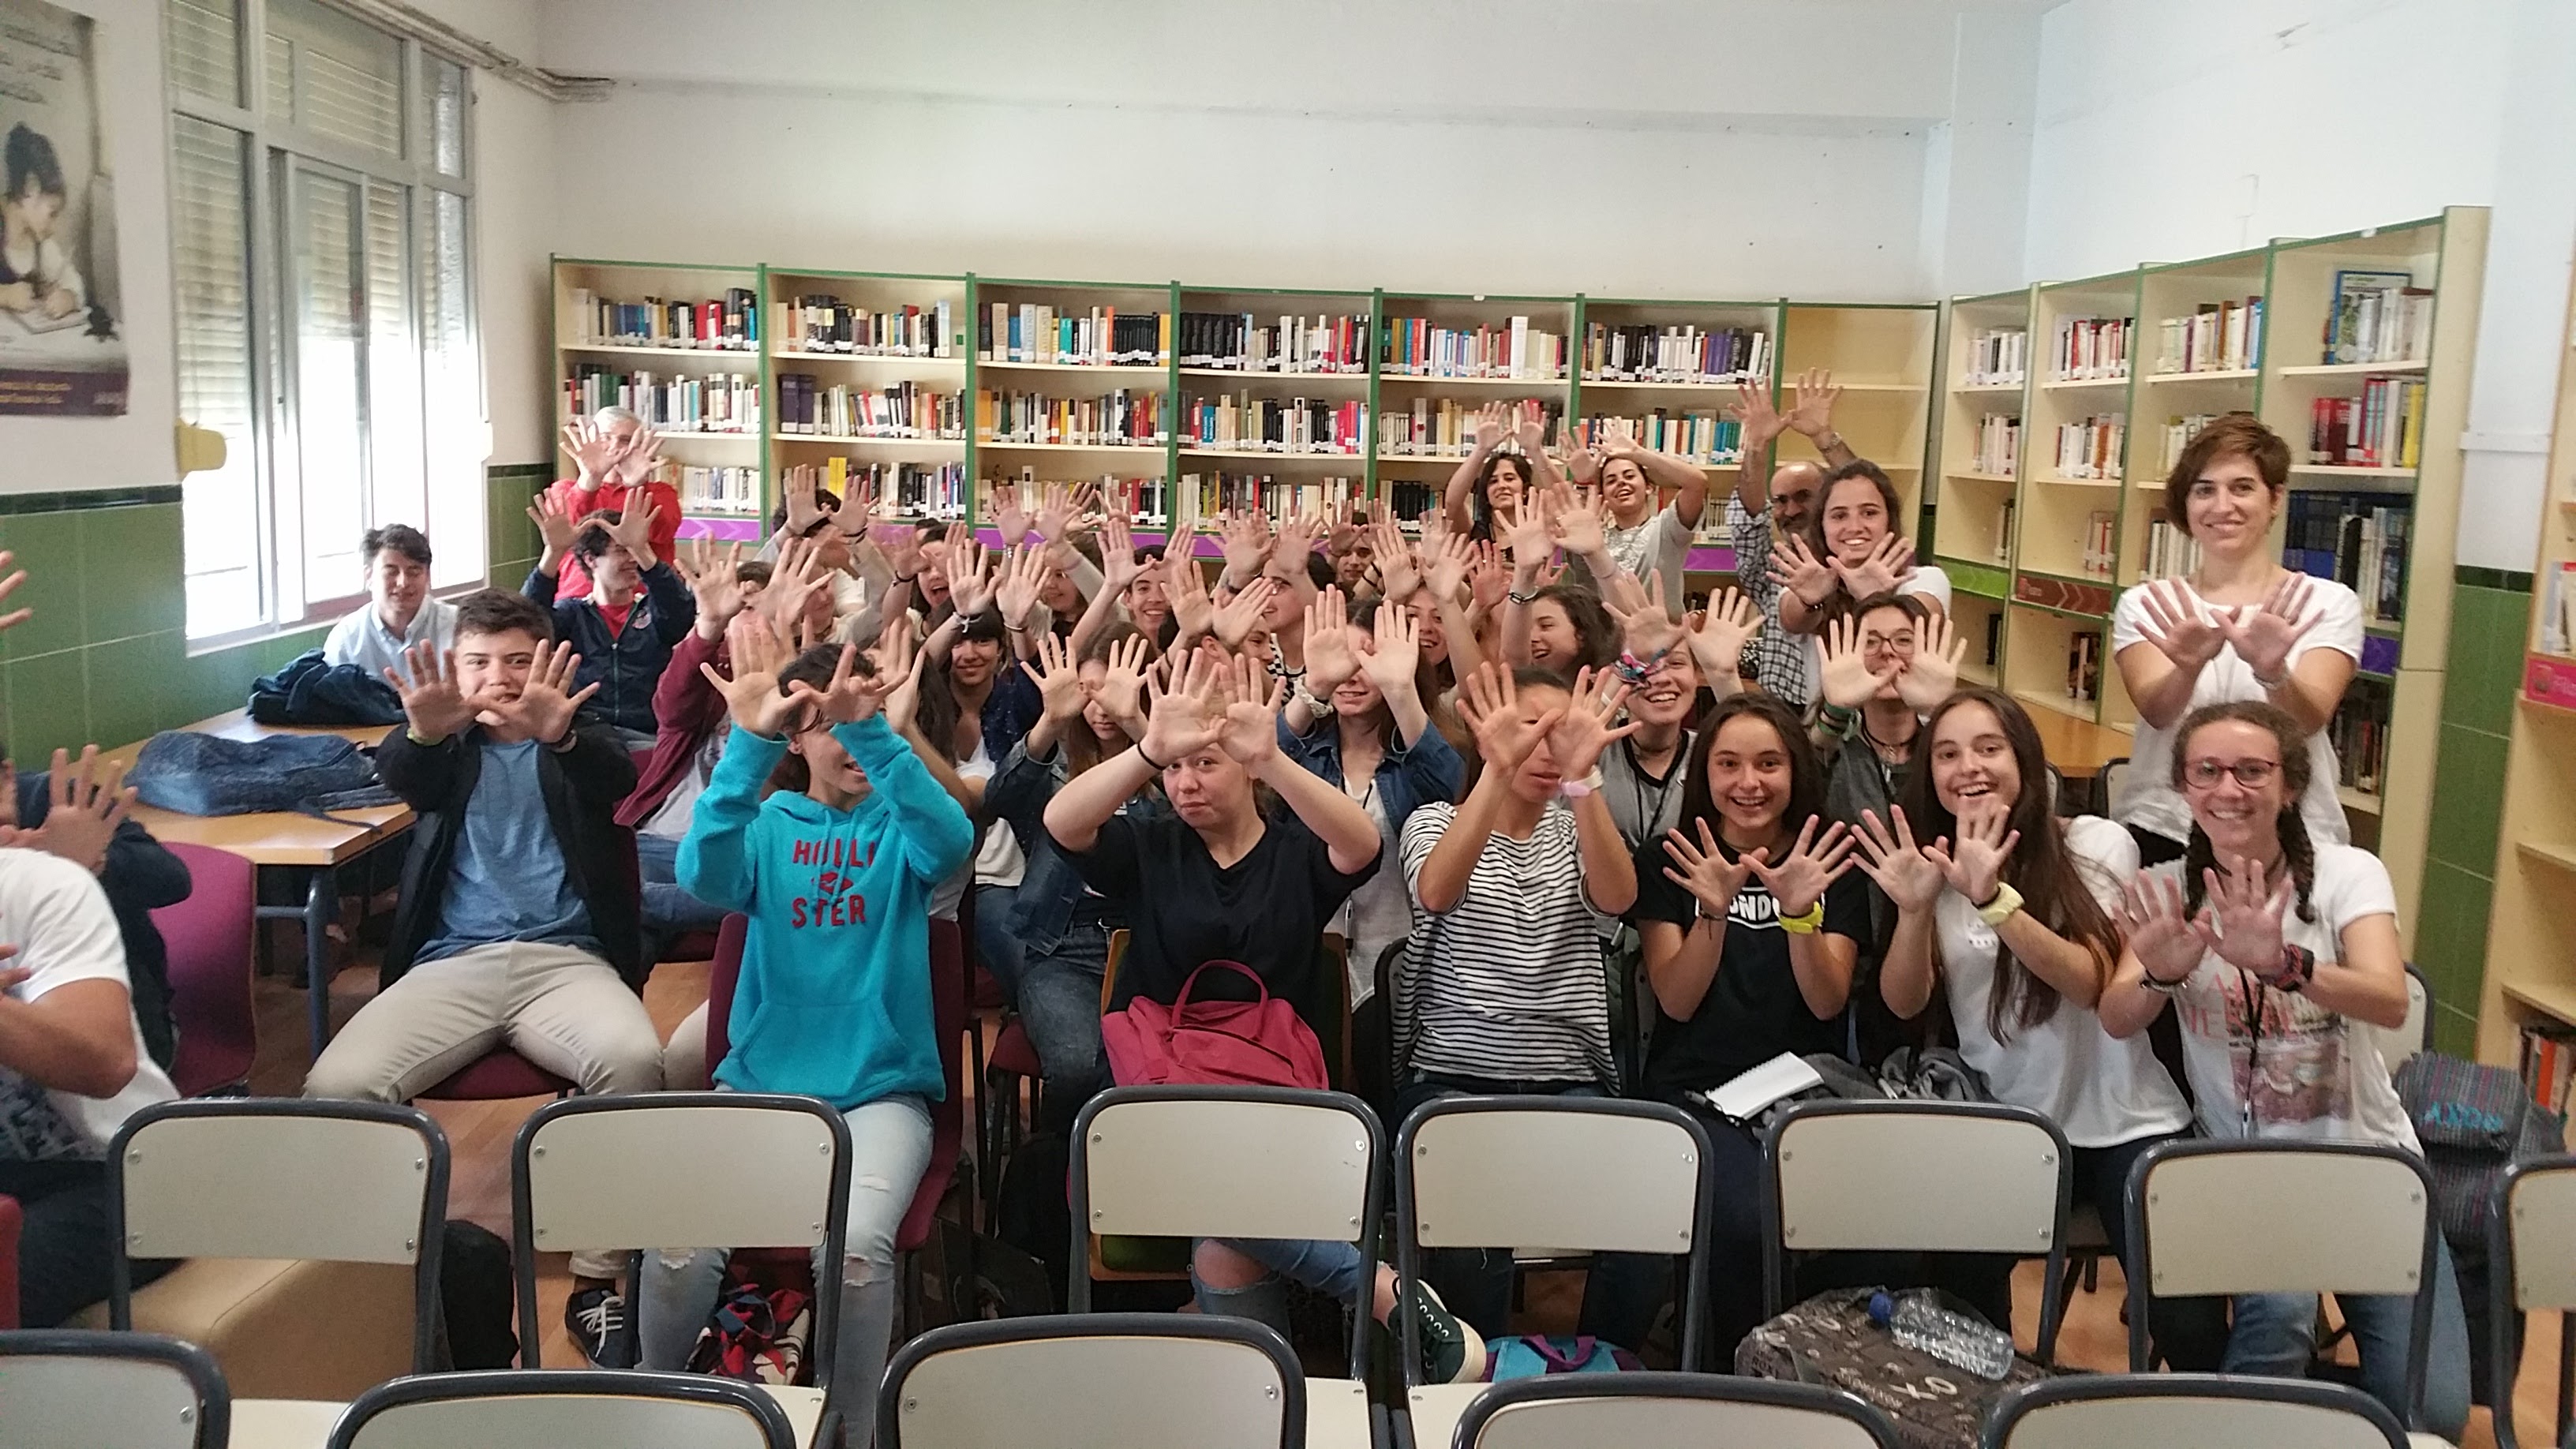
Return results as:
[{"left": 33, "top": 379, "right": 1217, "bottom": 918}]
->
[{"left": 1395, "top": 802, "right": 1614, "bottom": 1086}]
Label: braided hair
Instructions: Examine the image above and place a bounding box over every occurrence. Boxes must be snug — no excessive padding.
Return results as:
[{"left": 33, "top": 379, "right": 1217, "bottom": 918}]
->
[{"left": 2172, "top": 699, "right": 2318, "bottom": 924}]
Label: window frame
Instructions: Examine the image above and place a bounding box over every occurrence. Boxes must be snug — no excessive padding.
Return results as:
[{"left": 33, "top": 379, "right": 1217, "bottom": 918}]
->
[{"left": 166, "top": 0, "right": 480, "bottom": 650}]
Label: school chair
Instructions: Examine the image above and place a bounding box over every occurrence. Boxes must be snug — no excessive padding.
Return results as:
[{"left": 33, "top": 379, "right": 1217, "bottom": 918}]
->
[
  {"left": 2125, "top": 1140, "right": 2442, "bottom": 1437},
  {"left": 1761, "top": 1099, "right": 2074, "bottom": 1365},
  {"left": 1069, "top": 1085, "right": 1384, "bottom": 1449},
  {"left": 879, "top": 1312, "right": 1305, "bottom": 1449},
  {"left": 86, "top": 1099, "right": 450, "bottom": 1447},
  {"left": 1393, "top": 1096, "right": 1716, "bottom": 1449},
  {"left": 510, "top": 1092, "right": 852, "bottom": 1448},
  {"left": 0, "top": 1329, "right": 232, "bottom": 1449},
  {"left": 2377, "top": 964, "right": 2434, "bottom": 1076},
  {"left": 1455, "top": 1372, "right": 1901, "bottom": 1449},
  {"left": 324, "top": 1368, "right": 797, "bottom": 1449},
  {"left": 2488, "top": 1154, "right": 2576, "bottom": 1449},
  {"left": 153, "top": 841, "right": 259, "bottom": 1097},
  {"left": 1983, "top": 1372, "right": 2408, "bottom": 1449}
]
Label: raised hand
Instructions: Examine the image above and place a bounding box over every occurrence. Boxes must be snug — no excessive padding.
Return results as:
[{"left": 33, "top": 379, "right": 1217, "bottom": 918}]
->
[
  {"left": 1896, "top": 610, "right": 1965, "bottom": 711},
  {"left": 1467, "top": 541, "right": 1510, "bottom": 615},
  {"left": 1099, "top": 511, "right": 1141, "bottom": 595},
  {"left": 1851, "top": 807, "right": 1945, "bottom": 912},
  {"left": 1559, "top": 425, "right": 1600, "bottom": 485},
  {"left": 1819, "top": 612, "right": 1900, "bottom": 710},
  {"left": 1544, "top": 482, "right": 1609, "bottom": 558},
  {"left": 1024, "top": 629, "right": 1088, "bottom": 721},
  {"left": 2194, "top": 856, "right": 2295, "bottom": 975},
  {"left": 994, "top": 543, "right": 1046, "bottom": 625},
  {"left": 0, "top": 747, "right": 134, "bottom": 874},
  {"left": 1769, "top": 534, "right": 1838, "bottom": 607},
  {"left": 1423, "top": 528, "right": 1475, "bottom": 604},
  {"left": 1513, "top": 412, "right": 1548, "bottom": 455},
  {"left": 1271, "top": 512, "right": 1321, "bottom": 581},
  {"left": 2117, "top": 871, "right": 2206, "bottom": 985},
  {"left": 1661, "top": 817, "right": 1763, "bottom": 918},
  {"left": 1837, "top": 533, "right": 1916, "bottom": 599},
  {"left": 1093, "top": 631, "right": 1151, "bottom": 734},
  {"left": 1783, "top": 367, "right": 1841, "bottom": 439},
  {"left": 2136, "top": 578, "right": 2224, "bottom": 669},
  {"left": 1472, "top": 401, "right": 1509, "bottom": 451},
  {"left": 527, "top": 489, "right": 578, "bottom": 562},
  {"left": 1035, "top": 480, "right": 1095, "bottom": 545},
  {"left": 761, "top": 537, "right": 833, "bottom": 638},
  {"left": 1166, "top": 549, "right": 1216, "bottom": 642},
  {"left": 479, "top": 639, "right": 597, "bottom": 743},
  {"left": 987, "top": 481, "right": 1033, "bottom": 548},
  {"left": 1923, "top": 796, "right": 2020, "bottom": 908},
  {"left": 1602, "top": 567, "right": 1684, "bottom": 658},
  {"left": 1359, "top": 603, "right": 1423, "bottom": 699},
  {"left": 945, "top": 534, "right": 998, "bottom": 618},
  {"left": 1746, "top": 815, "right": 1857, "bottom": 917},
  {"left": 606, "top": 496, "right": 662, "bottom": 569},
  {"left": 560, "top": 419, "right": 620, "bottom": 485},
  {"left": 811, "top": 642, "right": 892, "bottom": 725},
  {"left": 1212, "top": 576, "right": 1276, "bottom": 650},
  {"left": 386, "top": 643, "right": 480, "bottom": 740},
  {"left": 1219, "top": 509, "right": 1274, "bottom": 588},
  {"left": 876, "top": 617, "right": 930, "bottom": 736},
  {"left": 675, "top": 537, "right": 748, "bottom": 627},
  {"left": 1301, "top": 587, "right": 1358, "bottom": 691},
  {"left": 2215, "top": 572, "right": 2320, "bottom": 683},
  {"left": 1731, "top": 374, "right": 1785, "bottom": 451},
  {"left": 1372, "top": 517, "right": 1420, "bottom": 604},
  {"left": 1215, "top": 653, "right": 1287, "bottom": 765},
  {"left": 1140, "top": 648, "right": 1227, "bottom": 765},
  {"left": 781, "top": 466, "right": 826, "bottom": 537},
  {"left": 1501, "top": 493, "right": 1553, "bottom": 569},
  {"left": 702, "top": 610, "right": 813, "bottom": 738},
  {"left": 1685, "top": 586, "right": 1762, "bottom": 682},
  {"left": 612, "top": 425, "right": 663, "bottom": 484},
  {"left": 878, "top": 522, "right": 924, "bottom": 582},
  {"left": 1458, "top": 661, "right": 1563, "bottom": 771},
  {"left": 1544, "top": 666, "right": 1641, "bottom": 779}
]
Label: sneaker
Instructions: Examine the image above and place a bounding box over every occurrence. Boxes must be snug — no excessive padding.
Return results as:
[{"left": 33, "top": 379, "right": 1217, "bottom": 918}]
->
[
  {"left": 1407, "top": 1282, "right": 1486, "bottom": 1383},
  {"left": 565, "top": 1285, "right": 633, "bottom": 1368}
]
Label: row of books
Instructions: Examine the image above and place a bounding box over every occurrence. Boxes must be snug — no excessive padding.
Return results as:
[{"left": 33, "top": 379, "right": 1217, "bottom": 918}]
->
[
  {"left": 2282, "top": 492, "right": 2410, "bottom": 624},
  {"left": 2073, "top": 509, "right": 2118, "bottom": 581},
  {"left": 2328, "top": 678, "right": 2391, "bottom": 796},
  {"left": 567, "top": 288, "right": 759, "bottom": 350},
  {"left": 1977, "top": 500, "right": 2015, "bottom": 566},
  {"left": 2051, "top": 413, "right": 2125, "bottom": 480},
  {"left": 2052, "top": 316, "right": 2133, "bottom": 381},
  {"left": 1570, "top": 411, "right": 1741, "bottom": 466},
  {"left": 976, "top": 389, "right": 1166, "bottom": 448},
  {"left": 1181, "top": 395, "right": 1368, "bottom": 455},
  {"left": 772, "top": 298, "right": 955, "bottom": 358},
  {"left": 2327, "top": 271, "right": 2433, "bottom": 366},
  {"left": 1964, "top": 327, "right": 2027, "bottom": 387},
  {"left": 1376, "top": 397, "right": 1565, "bottom": 458},
  {"left": 2159, "top": 412, "right": 2221, "bottom": 474},
  {"left": 774, "top": 377, "right": 964, "bottom": 440},
  {"left": 2153, "top": 298, "right": 2263, "bottom": 375},
  {"left": 982, "top": 470, "right": 1168, "bottom": 527},
  {"left": 979, "top": 305, "right": 1170, "bottom": 367},
  {"left": 562, "top": 367, "right": 761, "bottom": 434},
  {"left": 2137, "top": 518, "right": 2204, "bottom": 581},
  {"left": 1578, "top": 324, "right": 1769, "bottom": 385},
  {"left": 813, "top": 459, "right": 968, "bottom": 519},
  {"left": 2063, "top": 630, "right": 2104, "bottom": 703},
  {"left": 1968, "top": 413, "right": 2020, "bottom": 476},
  {"left": 1177, "top": 313, "right": 1369, "bottom": 374},
  {"left": 2306, "top": 378, "right": 2426, "bottom": 470},
  {"left": 1179, "top": 471, "right": 1361, "bottom": 524},
  {"left": 2540, "top": 560, "right": 2576, "bottom": 655},
  {"left": 1380, "top": 317, "right": 1565, "bottom": 380},
  {"left": 2517, "top": 1021, "right": 2576, "bottom": 1116},
  {"left": 674, "top": 466, "right": 761, "bottom": 517}
]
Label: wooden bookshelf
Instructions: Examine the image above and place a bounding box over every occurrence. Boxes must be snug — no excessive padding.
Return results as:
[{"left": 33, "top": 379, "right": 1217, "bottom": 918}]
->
[
  {"left": 1171, "top": 284, "right": 1375, "bottom": 532},
  {"left": 2478, "top": 262, "right": 2576, "bottom": 1061},
  {"left": 1777, "top": 302, "right": 1938, "bottom": 537},
  {"left": 971, "top": 276, "right": 1178, "bottom": 533},
  {"left": 763, "top": 265, "right": 970, "bottom": 523},
  {"left": 1372, "top": 291, "right": 1574, "bottom": 532},
  {"left": 550, "top": 256, "right": 766, "bottom": 533},
  {"left": 2124, "top": 246, "right": 2269, "bottom": 595}
]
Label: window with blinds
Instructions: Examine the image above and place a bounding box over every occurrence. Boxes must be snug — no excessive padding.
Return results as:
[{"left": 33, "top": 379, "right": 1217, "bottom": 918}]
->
[{"left": 163, "top": 0, "right": 479, "bottom": 641}]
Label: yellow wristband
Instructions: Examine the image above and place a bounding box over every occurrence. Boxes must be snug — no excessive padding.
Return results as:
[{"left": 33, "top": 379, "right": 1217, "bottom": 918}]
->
[
  {"left": 1778, "top": 900, "right": 1826, "bottom": 934},
  {"left": 1975, "top": 882, "right": 2024, "bottom": 928}
]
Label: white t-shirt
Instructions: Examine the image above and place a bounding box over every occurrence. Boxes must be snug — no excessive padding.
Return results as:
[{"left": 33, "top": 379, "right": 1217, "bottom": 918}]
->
[
  {"left": 0, "top": 849, "right": 178, "bottom": 1160},
  {"left": 2148, "top": 844, "right": 2417, "bottom": 1151},
  {"left": 2109, "top": 577, "right": 2364, "bottom": 848},
  {"left": 1803, "top": 563, "right": 1953, "bottom": 691},
  {"left": 1932, "top": 816, "right": 2192, "bottom": 1148},
  {"left": 321, "top": 597, "right": 459, "bottom": 684},
  {"left": 960, "top": 739, "right": 1027, "bottom": 889},
  {"left": 1590, "top": 504, "right": 1695, "bottom": 616}
]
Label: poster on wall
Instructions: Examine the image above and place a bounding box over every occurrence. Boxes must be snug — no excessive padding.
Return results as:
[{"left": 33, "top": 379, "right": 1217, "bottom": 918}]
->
[{"left": 0, "top": 0, "right": 125, "bottom": 416}]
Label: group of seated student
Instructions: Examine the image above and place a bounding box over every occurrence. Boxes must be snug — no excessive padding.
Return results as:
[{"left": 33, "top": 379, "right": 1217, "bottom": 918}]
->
[{"left": 0, "top": 383, "right": 2470, "bottom": 1440}]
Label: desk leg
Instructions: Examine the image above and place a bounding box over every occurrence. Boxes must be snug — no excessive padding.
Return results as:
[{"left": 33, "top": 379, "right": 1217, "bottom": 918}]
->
[{"left": 305, "top": 867, "right": 338, "bottom": 1061}]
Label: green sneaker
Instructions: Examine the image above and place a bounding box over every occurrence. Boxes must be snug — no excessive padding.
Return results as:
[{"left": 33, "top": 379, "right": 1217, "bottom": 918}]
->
[{"left": 1407, "top": 1282, "right": 1486, "bottom": 1383}]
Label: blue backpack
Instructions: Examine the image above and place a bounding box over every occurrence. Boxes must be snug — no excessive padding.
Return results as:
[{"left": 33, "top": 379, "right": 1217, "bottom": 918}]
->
[
  {"left": 1481, "top": 1334, "right": 1644, "bottom": 1381},
  {"left": 129, "top": 730, "right": 396, "bottom": 817}
]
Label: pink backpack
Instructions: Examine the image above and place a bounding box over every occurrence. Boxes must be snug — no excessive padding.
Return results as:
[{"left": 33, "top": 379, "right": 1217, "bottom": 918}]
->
[{"left": 1100, "top": 960, "right": 1328, "bottom": 1090}]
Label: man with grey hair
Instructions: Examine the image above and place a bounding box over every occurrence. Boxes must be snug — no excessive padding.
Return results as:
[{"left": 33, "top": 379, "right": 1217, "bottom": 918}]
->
[{"left": 538, "top": 405, "right": 683, "bottom": 602}]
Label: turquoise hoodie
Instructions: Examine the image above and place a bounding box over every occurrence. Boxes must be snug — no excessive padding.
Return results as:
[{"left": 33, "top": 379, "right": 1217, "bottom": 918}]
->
[{"left": 678, "top": 716, "right": 975, "bottom": 1109}]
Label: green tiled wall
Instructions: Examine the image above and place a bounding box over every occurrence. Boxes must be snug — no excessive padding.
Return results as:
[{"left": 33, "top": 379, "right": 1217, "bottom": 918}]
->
[
  {"left": 486, "top": 462, "right": 549, "bottom": 590},
  {"left": 2415, "top": 569, "right": 2534, "bottom": 1057}
]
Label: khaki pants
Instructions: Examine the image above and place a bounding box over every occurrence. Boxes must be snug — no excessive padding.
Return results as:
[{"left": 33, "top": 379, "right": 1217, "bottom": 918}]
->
[{"left": 305, "top": 939, "right": 664, "bottom": 1278}]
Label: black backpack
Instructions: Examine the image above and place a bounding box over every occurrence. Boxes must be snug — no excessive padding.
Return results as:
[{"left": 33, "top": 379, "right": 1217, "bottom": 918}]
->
[{"left": 129, "top": 730, "right": 396, "bottom": 817}]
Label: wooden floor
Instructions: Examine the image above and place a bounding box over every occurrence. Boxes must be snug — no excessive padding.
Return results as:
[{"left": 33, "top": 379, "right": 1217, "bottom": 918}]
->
[{"left": 251, "top": 957, "right": 2564, "bottom": 1446}]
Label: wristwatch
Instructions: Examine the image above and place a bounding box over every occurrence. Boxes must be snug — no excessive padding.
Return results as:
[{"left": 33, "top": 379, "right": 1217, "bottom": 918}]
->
[{"left": 1559, "top": 767, "right": 1605, "bottom": 799}]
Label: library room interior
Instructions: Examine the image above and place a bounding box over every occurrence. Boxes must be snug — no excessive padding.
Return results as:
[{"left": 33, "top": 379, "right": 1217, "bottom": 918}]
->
[{"left": 9, "top": 0, "right": 2576, "bottom": 1446}]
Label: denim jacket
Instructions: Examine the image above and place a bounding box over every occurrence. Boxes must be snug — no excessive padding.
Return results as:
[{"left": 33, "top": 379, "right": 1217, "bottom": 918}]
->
[
  {"left": 987, "top": 738, "right": 1161, "bottom": 955},
  {"left": 1274, "top": 717, "right": 1466, "bottom": 833}
]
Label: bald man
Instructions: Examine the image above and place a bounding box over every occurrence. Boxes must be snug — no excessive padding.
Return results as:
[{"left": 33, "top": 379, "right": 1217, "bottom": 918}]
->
[{"left": 1728, "top": 371, "right": 1856, "bottom": 706}]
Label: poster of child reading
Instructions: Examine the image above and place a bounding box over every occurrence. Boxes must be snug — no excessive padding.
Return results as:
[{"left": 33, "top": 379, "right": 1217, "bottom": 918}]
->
[{"left": 0, "top": 0, "right": 126, "bottom": 415}]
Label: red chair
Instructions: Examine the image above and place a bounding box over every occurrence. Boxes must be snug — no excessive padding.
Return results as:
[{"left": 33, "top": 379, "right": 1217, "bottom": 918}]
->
[
  {"left": 0, "top": 1193, "right": 21, "bottom": 1329},
  {"left": 150, "top": 843, "right": 258, "bottom": 1097}
]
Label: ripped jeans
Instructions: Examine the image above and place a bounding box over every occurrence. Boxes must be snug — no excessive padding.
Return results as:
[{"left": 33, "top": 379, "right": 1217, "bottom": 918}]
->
[{"left": 636, "top": 1094, "right": 931, "bottom": 1429}]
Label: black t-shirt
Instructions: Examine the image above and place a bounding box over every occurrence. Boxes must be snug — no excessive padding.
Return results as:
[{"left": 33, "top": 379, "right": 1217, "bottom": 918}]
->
[
  {"left": 1630, "top": 833, "right": 1873, "bottom": 1095},
  {"left": 1072, "top": 808, "right": 1380, "bottom": 1036}
]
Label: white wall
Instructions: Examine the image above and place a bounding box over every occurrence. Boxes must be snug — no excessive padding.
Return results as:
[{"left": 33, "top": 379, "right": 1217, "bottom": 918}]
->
[
  {"left": 2024, "top": 0, "right": 2576, "bottom": 571},
  {"left": 2, "top": 0, "right": 178, "bottom": 495}
]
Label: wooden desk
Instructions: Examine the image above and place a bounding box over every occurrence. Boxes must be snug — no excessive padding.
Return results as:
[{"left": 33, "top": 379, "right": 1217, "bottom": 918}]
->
[{"left": 106, "top": 710, "right": 416, "bottom": 1059}]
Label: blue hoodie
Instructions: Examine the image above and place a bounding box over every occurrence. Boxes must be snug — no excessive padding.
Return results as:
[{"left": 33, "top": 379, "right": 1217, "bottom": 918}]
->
[{"left": 678, "top": 715, "right": 975, "bottom": 1109}]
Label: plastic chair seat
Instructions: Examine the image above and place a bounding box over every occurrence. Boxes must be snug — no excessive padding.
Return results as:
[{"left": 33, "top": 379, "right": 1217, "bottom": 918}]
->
[
  {"left": 757, "top": 1383, "right": 827, "bottom": 1448},
  {"left": 1403, "top": 1381, "right": 1485, "bottom": 1449},
  {"left": 417, "top": 1049, "right": 576, "bottom": 1100},
  {"left": 226, "top": 1397, "right": 346, "bottom": 1449},
  {"left": 987, "top": 1020, "right": 1039, "bottom": 1079},
  {"left": 1307, "top": 1377, "right": 1372, "bottom": 1449}
]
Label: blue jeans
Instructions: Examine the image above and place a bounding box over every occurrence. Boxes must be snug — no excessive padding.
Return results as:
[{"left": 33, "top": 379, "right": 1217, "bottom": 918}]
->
[
  {"left": 1016, "top": 906, "right": 1114, "bottom": 1134},
  {"left": 637, "top": 1094, "right": 932, "bottom": 1432},
  {"left": 1192, "top": 1235, "right": 1372, "bottom": 1338},
  {"left": 637, "top": 833, "right": 728, "bottom": 937},
  {"left": 972, "top": 882, "right": 1025, "bottom": 996},
  {"left": 2222, "top": 1230, "right": 2472, "bottom": 1439},
  {"left": 1391, "top": 1075, "right": 1612, "bottom": 1340}
]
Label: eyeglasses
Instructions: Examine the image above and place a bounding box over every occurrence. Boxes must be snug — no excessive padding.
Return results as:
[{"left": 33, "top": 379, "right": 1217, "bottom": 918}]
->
[{"left": 2181, "top": 757, "right": 2281, "bottom": 790}]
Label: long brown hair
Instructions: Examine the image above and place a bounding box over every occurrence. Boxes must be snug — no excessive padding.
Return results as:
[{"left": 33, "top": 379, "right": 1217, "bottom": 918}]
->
[
  {"left": 1899, "top": 688, "right": 2120, "bottom": 1040},
  {"left": 1059, "top": 623, "right": 1144, "bottom": 779},
  {"left": 1673, "top": 693, "right": 1827, "bottom": 859},
  {"left": 2173, "top": 699, "right": 2319, "bottom": 924},
  {"left": 1802, "top": 459, "right": 1908, "bottom": 634}
]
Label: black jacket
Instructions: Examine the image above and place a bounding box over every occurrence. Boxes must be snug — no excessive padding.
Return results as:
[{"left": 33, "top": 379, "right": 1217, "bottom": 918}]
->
[
  {"left": 13, "top": 774, "right": 190, "bottom": 1070},
  {"left": 522, "top": 563, "right": 695, "bottom": 736},
  {"left": 374, "top": 723, "right": 644, "bottom": 990}
]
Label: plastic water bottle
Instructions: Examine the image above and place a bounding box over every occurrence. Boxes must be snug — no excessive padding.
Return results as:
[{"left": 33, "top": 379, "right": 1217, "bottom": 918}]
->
[{"left": 1866, "top": 1289, "right": 2014, "bottom": 1380}]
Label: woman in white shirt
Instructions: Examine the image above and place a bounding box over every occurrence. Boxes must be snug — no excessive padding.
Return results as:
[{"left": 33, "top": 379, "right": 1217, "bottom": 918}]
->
[
  {"left": 1773, "top": 461, "right": 1951, "bottom": 691},
  {"left": 1855, "top": 686, "right": 2222, "bottom": 1369},
  {"left": 2110, "top": 413, "right": 2363, "bottom": 864},
  {"left": 2099, "top": 699, "right": 2467, "bottom": 1438}
]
